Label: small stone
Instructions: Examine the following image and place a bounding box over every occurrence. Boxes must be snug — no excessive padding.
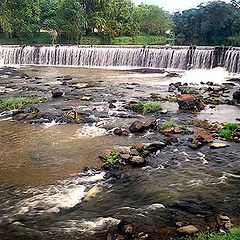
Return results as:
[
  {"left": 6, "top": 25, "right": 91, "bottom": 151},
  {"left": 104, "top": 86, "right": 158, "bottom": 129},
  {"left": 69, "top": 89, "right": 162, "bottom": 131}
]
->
[
  {"left": 144, "top": 142, "right": 166, "bottom": 152},
  {"left": 133, "top": 142, "right": 145, "bottom": 151},
  {"left": 210, "top": 143, "right": 230, "bottom": 149},
  {"left": 73, "top": 83, "right": 89, "bottom": 89},
  {"left": 225, "top": 222, "right": 233, "bottom": 230},
  {"left": 177, "top": 225, "right": 199, "bottom": 235},
  {"left": 129, "top": 120, "right": 145, "bottom": 133},
  {"left": 121, "top": 154, "right": 131, "bottom": 160},
  {"left": 109, "top": 103, "right": 116, "bottom": 108},
  {"left": 144, "top": 118, "right": 156, "bottom": 129},
  {"left": 130, "top": 148, "right": 139, "bottom": 156},
  {"left": 52, "top": 89, "right": 63, "bottom": 98},
  {"left": 218, "top": 214, "right": 230, "bottom": 222},
  {"left": 114, "top": 128, "right": 123, "bottom": 136},
  {"left": 130, "top": 156, "right": 145, "bottom": 165},
  {"left": 122, "top": 130, "right": 129, "bottom": 136},
  {"left": 81, "top": 96, "right": 92, "bottom": 101},
  {"left": 160, "top": 109, "right": 168, "bottom": 114}
]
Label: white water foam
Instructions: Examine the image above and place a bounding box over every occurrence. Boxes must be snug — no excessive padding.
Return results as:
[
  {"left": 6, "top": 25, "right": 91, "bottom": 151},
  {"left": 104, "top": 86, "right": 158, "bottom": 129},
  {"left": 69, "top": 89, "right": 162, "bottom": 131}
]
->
[
  {"left": 15, "top": 171, "right": 105, "bottom": 216},
  {"left": 75, "top": 124, "right": 107, "bottom": 138}
]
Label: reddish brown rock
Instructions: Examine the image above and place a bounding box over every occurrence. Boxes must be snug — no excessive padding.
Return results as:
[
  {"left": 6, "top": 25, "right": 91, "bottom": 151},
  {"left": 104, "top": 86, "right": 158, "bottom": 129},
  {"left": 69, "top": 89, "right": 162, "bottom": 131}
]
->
[
  {"left": 129, "top": 120, "right": 145, "bottom": 133},
  {"left": 177, "top": 94, "right": 204, "bottom": 111}
]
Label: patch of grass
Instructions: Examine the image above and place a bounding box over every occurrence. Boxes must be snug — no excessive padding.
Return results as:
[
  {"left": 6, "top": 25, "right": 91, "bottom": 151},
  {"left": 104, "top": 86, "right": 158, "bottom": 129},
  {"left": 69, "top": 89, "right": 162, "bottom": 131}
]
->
[
  {"left": 128, "top": 101, "right": 162, "bottom": 114},
  {"left": 142, "top": 102, "right": 162, "bottom": 114},
  {"left": 218, "top": 123, "right": 239, "bottom": 139},
  {"left": 104, "top": 152, "right": 121, "bottom": 166},
  {"left": 114, "top": 35, "right": 174, "bottom": 45},
  {"left": 168, "top": 96, "right": 177, "bottom": 102},
  {"left": 176, "top": 227, "right": 240, "bottom": 240},
  {"left": 0, "top": 97, "right": 43, "bottom": 111},
  {"left": 196, "top": 93, "right": 203, "bottom": 99},
  {"left": 158, "top": 121, "right": 176, "bottom": 131},
  {"left": 186, "top": 87, "right": 194, "bottom": 94},
  {"left": 181, "top": 125, "right": 189, "bottom": 134}
]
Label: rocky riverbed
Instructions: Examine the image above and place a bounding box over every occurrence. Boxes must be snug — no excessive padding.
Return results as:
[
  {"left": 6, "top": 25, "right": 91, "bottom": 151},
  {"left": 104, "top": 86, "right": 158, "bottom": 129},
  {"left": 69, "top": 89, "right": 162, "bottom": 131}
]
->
[{"left": 0, "top": 65, "right": 240, "bottom": 240}]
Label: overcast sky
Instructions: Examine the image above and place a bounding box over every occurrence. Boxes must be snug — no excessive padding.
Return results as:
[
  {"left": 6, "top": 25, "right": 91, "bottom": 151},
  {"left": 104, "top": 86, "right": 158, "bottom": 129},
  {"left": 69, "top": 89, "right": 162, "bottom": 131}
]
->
[{"left": 133, "top": 0, "right": 231, "bottom": 12}]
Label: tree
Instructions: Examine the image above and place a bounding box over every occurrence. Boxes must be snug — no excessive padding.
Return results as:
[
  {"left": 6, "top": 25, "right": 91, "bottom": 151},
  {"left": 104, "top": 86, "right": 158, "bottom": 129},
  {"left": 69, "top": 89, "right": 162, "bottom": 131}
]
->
[
  {"left": 58, "top": 0, "right": 86, "bottom": 43},
  {"left": 133, "top": 4, "right": 173, "bottom": 36},
  {"left": 173, "top": 1, "right": 240, "bottom": 45}
]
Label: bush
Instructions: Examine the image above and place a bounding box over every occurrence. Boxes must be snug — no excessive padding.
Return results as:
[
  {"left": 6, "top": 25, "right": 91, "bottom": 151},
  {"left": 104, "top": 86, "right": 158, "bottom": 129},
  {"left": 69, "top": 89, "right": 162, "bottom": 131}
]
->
[
  {"left": 104, "top": 152, "right": 121, "bottom": 166},
  {"left": 218, "top": 123, "right": 239, "bottom": 139}
]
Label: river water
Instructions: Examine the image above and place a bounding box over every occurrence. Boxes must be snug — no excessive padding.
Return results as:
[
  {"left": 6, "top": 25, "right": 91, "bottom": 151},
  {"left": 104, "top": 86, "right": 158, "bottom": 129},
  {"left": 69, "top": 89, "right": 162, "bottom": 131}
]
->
[{"left": 0, "top": 66, "right": 240, "bottom": 240}]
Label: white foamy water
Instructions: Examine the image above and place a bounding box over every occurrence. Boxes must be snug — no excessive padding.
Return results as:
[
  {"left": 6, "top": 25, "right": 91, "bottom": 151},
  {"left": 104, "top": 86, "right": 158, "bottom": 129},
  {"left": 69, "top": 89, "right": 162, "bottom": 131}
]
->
[
  {"left": 14, "top": 171, "right": 105, "bottom": 217},
  {"left": 165, "top": 67, "right": 231, "bottom": 85},
  {"left": 43, "top": 120, "right": 59, "bottom": 128},
  {"left": 75, "top": 124, "right": 107, "bottom": 138}
]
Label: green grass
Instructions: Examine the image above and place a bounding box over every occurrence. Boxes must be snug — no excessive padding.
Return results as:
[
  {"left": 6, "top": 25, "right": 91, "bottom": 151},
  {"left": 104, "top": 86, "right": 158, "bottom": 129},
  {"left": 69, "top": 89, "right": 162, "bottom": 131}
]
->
[
  {"left": 181, "top": 125, "right": 189, "bottom": 134},
  {"left": 158, "top": 121, "right": 176, "bottom": 131},
  {"left": 0, "top": 33, "right": 173, "bottom": 45},
  {"left": 0, "top": 97, "right": 43, "bottom": 110},
  {"left": 104, "top": 152, "right": 121, "bottom": 166},
  {"left": 186, "top": 87, "right": 194, "bottom": 94},
  {"left": 128, "top": 101, "right": 162, "bottom": 114},
  {"left": 218, "top": 123, "right": 239, "bottom": 139},
  {"left": 114, "top": 35, "right": 174, "bottom": 45},
  {"left": 177, "top": 227, "right": 240, "bottom": 240},
  {"left": 142, "top": 102, "right": 162, "bottom": 114}
]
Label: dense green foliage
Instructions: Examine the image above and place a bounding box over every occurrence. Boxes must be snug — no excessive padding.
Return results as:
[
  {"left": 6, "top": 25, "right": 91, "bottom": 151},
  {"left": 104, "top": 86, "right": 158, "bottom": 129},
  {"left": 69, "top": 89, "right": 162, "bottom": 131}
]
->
[
  {"left": 0, "top": 0, "right": 240, "bottom": 45},
  {"left": 0, "top": 0, "right": 172, "bottom": 44},
  {"left": 173, "top": 1, "right": 240, "bottom": 45},
  {"left": 218, "top": 123, "right": 239, "bottom": 138}
]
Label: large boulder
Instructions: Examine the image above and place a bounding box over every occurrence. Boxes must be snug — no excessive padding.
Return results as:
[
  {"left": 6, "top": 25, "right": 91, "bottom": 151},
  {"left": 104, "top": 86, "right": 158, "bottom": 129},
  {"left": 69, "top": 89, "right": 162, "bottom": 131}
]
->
[{"left": 177, "top": 94, "right": 204, "bottom": 111}]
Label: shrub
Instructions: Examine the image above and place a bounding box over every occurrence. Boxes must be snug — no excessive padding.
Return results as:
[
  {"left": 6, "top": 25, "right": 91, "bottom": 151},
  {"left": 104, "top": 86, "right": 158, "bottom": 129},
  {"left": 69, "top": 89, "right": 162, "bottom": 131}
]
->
[
  {"left": 104, "top": 152, "right": 121, "bottom": 166},
  {"left": 218, "top": 123, "right": 239, "bottom": 139}
]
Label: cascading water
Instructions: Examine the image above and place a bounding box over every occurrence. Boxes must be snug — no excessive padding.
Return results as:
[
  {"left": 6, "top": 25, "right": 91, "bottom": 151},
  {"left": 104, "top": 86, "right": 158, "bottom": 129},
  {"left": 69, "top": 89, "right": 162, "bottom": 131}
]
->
[{"left": 0, "top": 45, "right": 239, "bottom": 72}]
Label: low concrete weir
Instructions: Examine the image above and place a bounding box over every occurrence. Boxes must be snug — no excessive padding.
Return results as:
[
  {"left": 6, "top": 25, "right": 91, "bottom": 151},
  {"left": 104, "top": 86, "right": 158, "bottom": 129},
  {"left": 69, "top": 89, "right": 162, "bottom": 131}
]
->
[{"left": 0, "top": 45, "right": 239, "bottom": 72}]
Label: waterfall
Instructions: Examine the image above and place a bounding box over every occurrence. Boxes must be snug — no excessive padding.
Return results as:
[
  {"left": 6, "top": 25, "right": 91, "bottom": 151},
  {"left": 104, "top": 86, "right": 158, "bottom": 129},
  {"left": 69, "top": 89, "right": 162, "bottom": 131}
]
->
[{"left": 0, "top": 45, "right": 239, "bottom": 72}]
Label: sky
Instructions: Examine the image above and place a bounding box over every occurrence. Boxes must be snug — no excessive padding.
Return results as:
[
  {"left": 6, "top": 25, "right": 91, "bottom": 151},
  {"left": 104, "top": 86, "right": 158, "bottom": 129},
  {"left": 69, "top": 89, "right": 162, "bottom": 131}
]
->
[{"left": 133, "top": 0, "right": 231, "bottom": 12}]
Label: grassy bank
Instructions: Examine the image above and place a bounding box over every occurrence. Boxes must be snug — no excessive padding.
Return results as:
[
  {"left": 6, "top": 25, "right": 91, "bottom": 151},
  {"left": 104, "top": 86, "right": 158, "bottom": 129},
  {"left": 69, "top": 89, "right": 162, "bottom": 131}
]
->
[
  {"left": 0, "top": 33, "right": 173, "bottom": 45},
  {"left": 114, "top": 35, "right": 173, "bottom": 45},
  {"left": 177, "top": 227, "right": 240, "bottom": 240}
]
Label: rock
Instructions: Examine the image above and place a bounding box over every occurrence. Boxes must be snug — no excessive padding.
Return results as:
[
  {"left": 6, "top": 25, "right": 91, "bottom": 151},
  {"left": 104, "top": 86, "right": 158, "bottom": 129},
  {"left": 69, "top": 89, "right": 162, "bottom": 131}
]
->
[
  {"left": 177, "top": 225, "right": 199, "bottom": 235},
  {"left": 121, "top": 154, "right": 131, "bottom": 160},
  {"left": 210, "top": 143, "right": 230, "bottom": 149},
  {"left": 114, "top": 128, "right": 123, "bottom": 136},
  {"left": 109, "top": 103, "right": 116, "bottom": 108},
  {"left": 160, "top": 109, "right": 168, "bottom": 114},
  {"left": 133, "top": 142, "right": 145, "bottom": 151},
  {"left": 144, "top": 142, "right": 166, "bottom": 152},
  {"left": 129, "top": 120, "right": 145, "bottom": 133},
  {"left": 144, "top": 118, "right": 156, "bottom": 129},
  {"left": 12, "top": 113, "right": 28, "bottom": 121},
  {"left": 73, "top": 83, "right": 89, "bottom": 89},
  {"left": 117, "top": 218, "right": 134, "bottom": 236},
  {"left": 52, "top": 89, "right": 63, "bottom": 98},
  {"left": 130, "top": 156, "right": 145, "bottom": 165},
  {"left": 166, "top": 72, "right": 181, "bottom": 78},
  {"left": 217, "top": 214, "right": 233, "bottom": 230},
  {"left": 81, "top": 96, "right": 92, "bottom": 101},
  {"left": 193, "top": 129, "right": 213, "bottom": 144},
  {"left": 122, "top": 130, "right": 129, "bottom": 136},
  {"left": 177, "top": 94, "right": 204, "bottom": 111},
  {"left": 233, "top": 90, "right": 240, "bottom": 102}
]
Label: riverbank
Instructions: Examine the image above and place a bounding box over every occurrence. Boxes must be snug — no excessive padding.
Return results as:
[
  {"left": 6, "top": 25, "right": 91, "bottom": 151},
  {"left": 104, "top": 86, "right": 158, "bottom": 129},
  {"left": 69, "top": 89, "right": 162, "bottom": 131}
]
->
[
  {"left": 0, "top": 65, "right": 239, "bottom": 240},
  {"left": 0, "top": 33, "right": 173, "bottom": 45}
]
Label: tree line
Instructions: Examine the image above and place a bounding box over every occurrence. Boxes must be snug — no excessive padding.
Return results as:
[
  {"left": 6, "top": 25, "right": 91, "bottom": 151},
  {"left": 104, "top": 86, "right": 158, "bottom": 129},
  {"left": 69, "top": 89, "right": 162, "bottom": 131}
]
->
[
  {"left": 0, "top": 0, "right": 240, "bottom": 45},
  {"left": 0, "top": 0, "right": 172, "bottom": 43}
]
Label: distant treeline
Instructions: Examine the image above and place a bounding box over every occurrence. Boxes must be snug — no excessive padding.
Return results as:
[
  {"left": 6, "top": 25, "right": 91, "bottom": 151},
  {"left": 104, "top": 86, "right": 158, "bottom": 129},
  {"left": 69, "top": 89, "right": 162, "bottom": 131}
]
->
[{"left": 0, "top": 0, "right": 240, "bottom": 45}]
